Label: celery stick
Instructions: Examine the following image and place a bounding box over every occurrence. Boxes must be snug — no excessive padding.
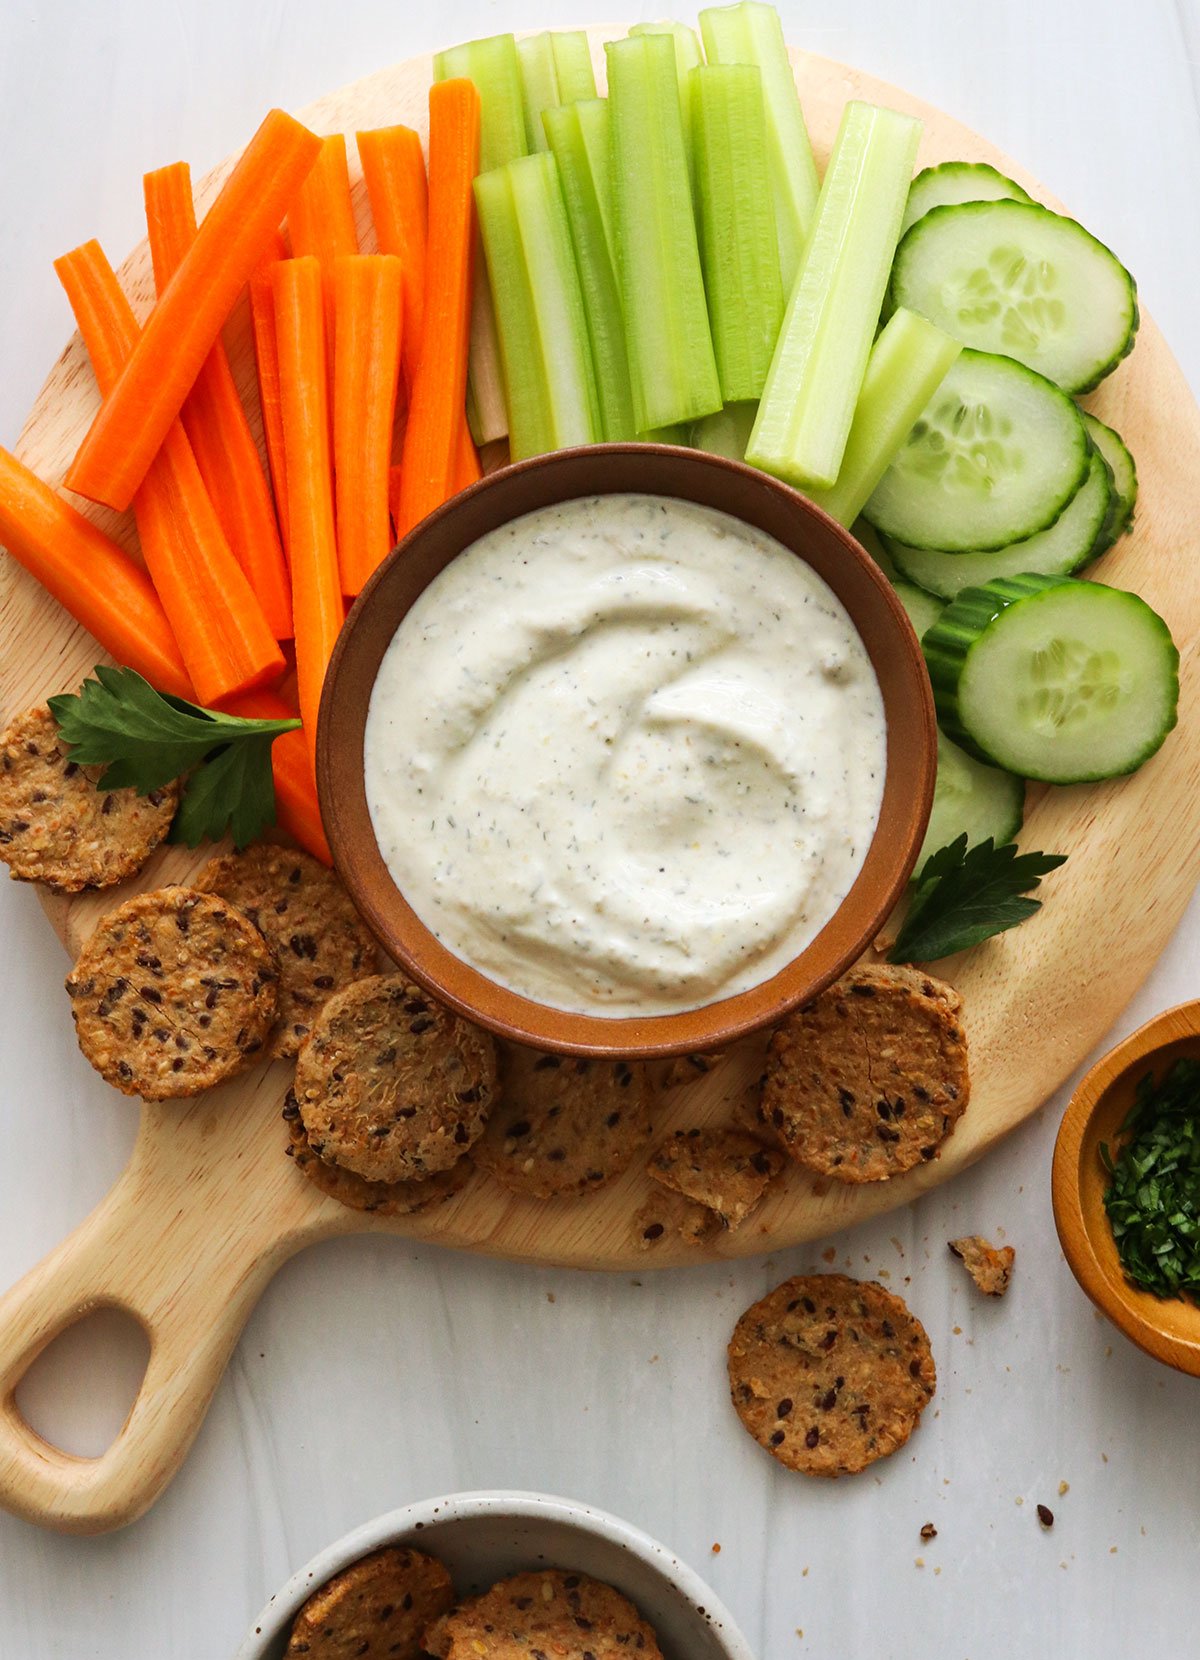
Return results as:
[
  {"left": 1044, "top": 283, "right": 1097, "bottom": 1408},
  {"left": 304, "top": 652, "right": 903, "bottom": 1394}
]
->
[
  {"left": 606, "top": 34, "right": 722, "bottom": 432},
  {"left": 807, "top": 308, "right": 960, "bottom": 526},
  {"left": 640, "top": 424, "right": 688, "bottom": 444},
  {"left": 551, "top": 31, "right": 598, "bottom": 103},
  {"left": 690, "top": 402, "right": 758, "bottom": 460},
  {"left": 574, "top": 98, "right": 616, "bottom": 256},
  {"left": 435, "top": 34, "right": 529, "bottom": 443},
  {"left": 474, "top": 154, "right": 600, "bottom": 460},
  {"left": 543, "top": 101, "right": 636, "bottom": 442},
  {"left": 746, "top": 100, "right": 921, "bottom": 490},
  {"left": 627, "top": 21, "right": 704, "bottom": 170},
  {"left": 692, "top": 63, "right": 783, "bottom": 402},
  {"left": 516, "top": 34, "right": 560, "bottom": 152},
  {"left": 699, "top": 2, "right": 819, "bottom": 291}
]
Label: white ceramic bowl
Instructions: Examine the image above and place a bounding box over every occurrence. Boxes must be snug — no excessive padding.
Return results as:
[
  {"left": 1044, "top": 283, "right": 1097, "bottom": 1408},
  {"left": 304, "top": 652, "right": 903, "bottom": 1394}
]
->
[{"left": 235, "top": 1489, "right": 756, "bottom": 1660}]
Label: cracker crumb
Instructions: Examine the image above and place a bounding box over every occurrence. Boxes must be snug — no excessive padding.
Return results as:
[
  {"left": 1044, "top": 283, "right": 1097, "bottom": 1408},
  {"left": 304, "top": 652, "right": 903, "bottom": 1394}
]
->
[
  {"left": 1037, "top": 1504, "right": 1054, "bottom": 1529},
  {"left": 1059, "top": 1480, "right": 1069, "bottom": 1496},
  {"left": 920, "top": 1522, "right": 937, "bottom": 1541}
]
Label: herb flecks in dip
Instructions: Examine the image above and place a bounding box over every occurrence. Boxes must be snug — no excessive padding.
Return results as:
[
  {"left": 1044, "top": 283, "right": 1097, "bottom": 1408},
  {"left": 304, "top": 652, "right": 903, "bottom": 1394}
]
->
[{"left": 364, "top": 494, "right": 886, "bottom": 1015}]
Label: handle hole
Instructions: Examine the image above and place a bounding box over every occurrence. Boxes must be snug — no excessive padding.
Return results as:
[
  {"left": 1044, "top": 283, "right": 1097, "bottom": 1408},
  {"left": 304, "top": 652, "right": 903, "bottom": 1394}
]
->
[{"left": 13, "top": 1308, "right": 150, "bottom": 1458}]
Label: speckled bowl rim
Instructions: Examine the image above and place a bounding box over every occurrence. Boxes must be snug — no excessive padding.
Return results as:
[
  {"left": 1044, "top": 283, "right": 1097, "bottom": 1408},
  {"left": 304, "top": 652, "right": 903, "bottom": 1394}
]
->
[
  {"left": 317, "top": 444, "right": 937, "bottom": 1058},
  {"left": 233, "top": 1488, "right": 757, "bottom": 1660}
]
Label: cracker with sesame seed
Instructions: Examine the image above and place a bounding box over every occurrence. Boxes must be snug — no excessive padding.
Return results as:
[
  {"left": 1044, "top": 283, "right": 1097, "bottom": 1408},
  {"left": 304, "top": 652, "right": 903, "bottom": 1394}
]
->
[
  {"left": 283, "top": 1103, "right": 473, "bottom": 1217},
  {"left": 761, "top": 963, "right": 969, "bottom": 1183},
  {"left": 65, "top": 887, "right": 279, "bottom": 1099},
  {"left": 431, "top": 1569, "right": 664, "bottom": 1659},
  {"left": 472, "top": 1045, "right": 653, "bottom": 1199},
  {"left": 284, "top": 1545, "right": 454, "bottom": 1659},
  {"left": 646, "top": 1127, "right": 785, "bottom": 1230},
  {"left": 0, "top": 705, "right": 178, "bottom": 893},
  {"left": 631, "top": 1185, "right": 722, "bottom": 1252},
  {"left": 194, "top": 844, "right": 376, "bottom": 1059},
  {"left": 728, "top": 1273, "right": 936, "bottom": 1478},
  {"left": 949, "top": 1235, "right": 1015, "bottom": 1296},
  {"left": 294, "top": 975, "right": 496, "bottom": 1183}
]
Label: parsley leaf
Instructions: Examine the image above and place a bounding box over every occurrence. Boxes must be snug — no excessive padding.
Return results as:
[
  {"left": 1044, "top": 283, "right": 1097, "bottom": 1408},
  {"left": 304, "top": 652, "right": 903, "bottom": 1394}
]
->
[
  {"left": 48, "top": 666, "right": 302, "bottom": 849},
  {"left": 888, "top": 835, "right": 1067, "bottom": 964},
  {"left": 1101, "top": 1058, "right": 1200, "bottom": 1302}
]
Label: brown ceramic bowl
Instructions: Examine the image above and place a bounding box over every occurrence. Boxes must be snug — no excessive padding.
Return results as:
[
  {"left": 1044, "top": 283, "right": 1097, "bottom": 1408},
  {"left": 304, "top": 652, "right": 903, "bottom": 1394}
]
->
[
  {"left": 316, "top": 445, "right": 936, "bottom": 1058},
  {"left": 1052, "top": 1000, "right": 1200, "bottom": 1377}
]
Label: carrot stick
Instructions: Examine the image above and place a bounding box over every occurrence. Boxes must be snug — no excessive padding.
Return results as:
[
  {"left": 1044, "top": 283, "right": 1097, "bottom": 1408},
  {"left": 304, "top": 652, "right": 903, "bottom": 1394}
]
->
[
  {"left": 0, "top": 448, "right": 191, "bottom": 699},
  {"left": 249, "top": 231, "right": 292, "bottom": 550},
  {"left": 333, "top": 255, "right": 403, "bottom": 596},
  {"left": 54, "top": 241, "right": 285, "bottom": 708},
  {"left": 66, "top": 109, "right": 321, "bottom": 512},
  {"left": 357, "top": 125, "right": 427, "bottom": 393},
  {"left": 287, "top": 134, "right": 358, "bottom": 345},
  {"left": 143, "top": 163, "right": 293, "bottom": 640},
  {"left": 230, "top": 687, "right": 331, "bottom": 863},
  {"left": 395, "top": 79, "right": 480, "bottom": 536},
  {"left": 273, "top": 257, "right": 345, "bottom": 768}
]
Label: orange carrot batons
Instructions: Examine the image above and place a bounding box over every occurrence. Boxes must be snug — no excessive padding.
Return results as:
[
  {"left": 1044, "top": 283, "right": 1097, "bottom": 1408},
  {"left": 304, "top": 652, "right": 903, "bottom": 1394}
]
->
[
  {"left": 333, "top": 255, "right": 403, "bottom": 596},
  {"left": 395, "top": 79, "right": 480, "bottom": 536},
  {"left": 54, "top": 241, "right": 285, "bottom": 707},
  {"left": 288, "top": 133, "right": 359, "bottom": 342},
  {"left": 357, "top": 125, "right": 427, "bottom": 392},
  {"left": 0, "top": 449, "right": 191, "bottom": 700},
  {"left": 249, "top": 232, "right": 292, "bottom": 549},
  {"left": 67, "top": 108, "right": 322, "bottom": 512},
  {"left": 143, "top": 163, "right": 293, "bottom": 639},
  {"left": 273, "top": 257, "right": 345, "bottom": 769}
]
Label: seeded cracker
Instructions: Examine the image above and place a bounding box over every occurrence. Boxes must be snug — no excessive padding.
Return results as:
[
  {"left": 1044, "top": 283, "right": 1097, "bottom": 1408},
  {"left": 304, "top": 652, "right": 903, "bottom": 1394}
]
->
[
  {"left": 728, "top": 1273, "right": 936, "bottom": 1477},
  {"left": 472, "top": 1045, "right": 653, "bottom": 1199},
  {"left": 646, "top": 1127, "right": 785, "bottom": 1230},
  {"left": 949, "top": 1234, "right": 1016, "bottom": 1296},
  {"left": 284, "top": 1104, "right": 472, "bottom": 1217},
  {"left": 432, "top": 1569, "right": 664, "bottom": 1659},
  {"left": 195, "top": 844, "right": 376, "bottom": 1058},
  {"left": 0, "top": 705, "right": 178, "bottom": 892},
  {"left": 65, "top": 888, "right": 279, "bottom": 1098},
  {"left": 294, "top": 975, "right": 496, "bottom": 1182},
  {"left": 761, "top": 962, "right": 969, "bottom": 1182},
  {"left": 284, "top": 1545, "right": 454, "bottom": 1660},
  {"left": 632, "top": 1185, "right": 722, "bottom": 1251}
]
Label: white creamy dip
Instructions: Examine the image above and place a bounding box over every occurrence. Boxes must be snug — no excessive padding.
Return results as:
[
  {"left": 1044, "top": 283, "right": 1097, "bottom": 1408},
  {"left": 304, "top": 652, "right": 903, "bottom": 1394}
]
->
[{"left": 364, "top": 494, "right": 886, "bottom": 1016}]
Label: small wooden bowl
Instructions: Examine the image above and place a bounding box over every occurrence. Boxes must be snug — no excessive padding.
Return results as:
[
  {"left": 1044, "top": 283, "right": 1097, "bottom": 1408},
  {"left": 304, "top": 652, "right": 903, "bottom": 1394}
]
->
[
  {"left": 317, "top": 444, "right": 936, "bottom": 1058},
  {"left": 1052, "top": 1000, "right": 1200, "bottom": 1376}
]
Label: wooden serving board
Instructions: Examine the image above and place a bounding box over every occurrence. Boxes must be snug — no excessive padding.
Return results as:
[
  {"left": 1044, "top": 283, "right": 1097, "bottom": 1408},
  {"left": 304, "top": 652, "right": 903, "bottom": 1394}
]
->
[{"left": 2, "top": 30, "right": 1199, "bottom": 1536}]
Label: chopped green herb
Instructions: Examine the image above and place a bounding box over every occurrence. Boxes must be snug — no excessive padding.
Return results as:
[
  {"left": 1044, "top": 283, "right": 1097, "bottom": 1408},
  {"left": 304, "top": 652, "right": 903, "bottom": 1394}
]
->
[
  {"left": 48, "top": 665, "right": 301, "bottom": 850},
  {"left": 888, "top": 834, "right": 1067, "bottom": 964},
  {"left": 1101, "top": 1057, "right": 1200, "bottom": 1302}
]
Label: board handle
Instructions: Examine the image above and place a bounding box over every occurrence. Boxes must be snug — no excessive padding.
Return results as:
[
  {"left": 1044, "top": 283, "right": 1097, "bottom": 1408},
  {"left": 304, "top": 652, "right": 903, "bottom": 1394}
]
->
[{"left": 0, "top": 1139, "right": 302, "bottom": 1535}]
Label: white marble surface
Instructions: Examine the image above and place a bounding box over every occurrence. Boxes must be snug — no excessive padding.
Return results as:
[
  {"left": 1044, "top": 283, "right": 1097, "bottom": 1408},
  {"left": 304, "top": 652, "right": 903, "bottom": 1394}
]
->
[{"left": 3, "top": 3, "right": 1200, "bottom": 1656}]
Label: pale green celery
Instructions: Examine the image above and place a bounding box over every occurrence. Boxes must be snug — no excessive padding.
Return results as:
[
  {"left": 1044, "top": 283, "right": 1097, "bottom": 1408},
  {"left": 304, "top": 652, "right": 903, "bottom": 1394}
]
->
[
  {"left": 807, "top": 309, "right": 960, "bottom": 526},
  {"left": 574, "top": 98, "right": 616, "bottom": 256},
  {"left": 689, "top": 402, "right": 757, "bottom": 460},
  {"left": 516, "top": 34, "right": 560, "bottom": 152},
  {"left": 746, "top": 100, "right": 921, "bottom": 489},
  {"left": 627, "top": 20, "right": 704, "bottom": 173},
  {"left": 474, "top": 154, "right": 601, "bottom": 460},
  {"left": 606, "top": 34, "right": 722, "bottom": 432},
  {"left": 551, "top": 31, "right": 598, "bottom": 102},
  {"left": 543, "top": 102, "right": 636, "bottom": 442},
  {"left": 639, "top": 424, "right": 688, "bottom": 443},
  {"left": 699, "top": 2, "right": 819, "bottom": 291},
  {"left": 692, "top": 63, "right": 783, "bottom": 402},
  {"left": 435, "top": 34, "right": 529, "bottom": 441}
]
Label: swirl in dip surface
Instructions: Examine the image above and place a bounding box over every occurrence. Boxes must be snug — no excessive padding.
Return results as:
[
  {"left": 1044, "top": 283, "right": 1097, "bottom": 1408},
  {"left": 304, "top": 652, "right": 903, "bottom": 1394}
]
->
[{"left": 364, "top": 494, "right": 886, "bottom": 1016}]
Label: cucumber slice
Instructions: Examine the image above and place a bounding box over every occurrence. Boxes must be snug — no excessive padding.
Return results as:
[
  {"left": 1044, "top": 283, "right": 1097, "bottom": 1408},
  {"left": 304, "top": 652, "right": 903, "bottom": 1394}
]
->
[
  {"left": 891, "top": 200, "right": 1139, "bottom": 394},
  {"left": 917, "top": 731, "right": 1025, "bottom": 873},
  {"left": 901, "top": 161, "right": 1033, "bottom": 236},
  {"left": 852, "top": 518, "right": 898, "bottom": 580},
  {"left": 1081, "top": 411, "right": 1137, "bottom": 541},
  {"left": 923, "top": 573, "right": 1179, "bottom": 782},
  {"left": 690, "top": 401, "right": 758, "bottom": 461},
  {"left": 892, "top": 579, "right": 945, "bottom": 639},
  {"left": 864, "top": 349, "right": 1089, "bottom": 552},
  {"left": 887, "top": 448, "right": 1112, "bottom": 599}
]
